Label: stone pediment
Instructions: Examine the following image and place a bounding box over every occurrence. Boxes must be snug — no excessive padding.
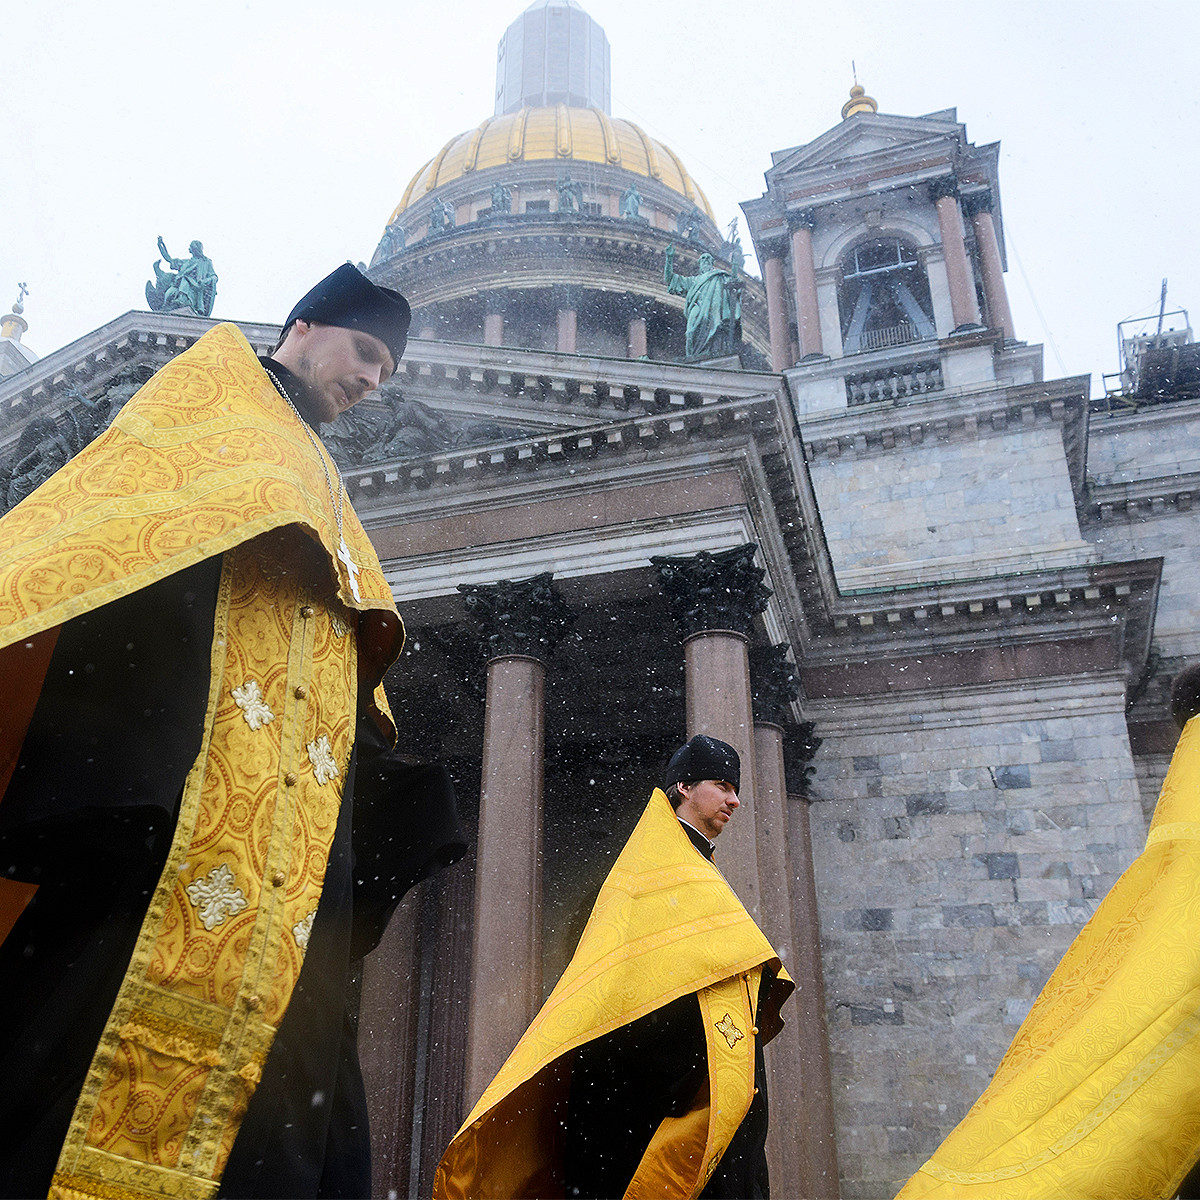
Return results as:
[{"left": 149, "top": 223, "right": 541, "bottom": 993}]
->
[{"left": 766, "top": 112, "right": 966, "bottom": 181}]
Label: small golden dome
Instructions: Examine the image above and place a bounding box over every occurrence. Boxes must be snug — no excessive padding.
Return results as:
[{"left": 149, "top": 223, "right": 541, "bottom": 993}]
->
[
  {"left": 390, "top": 105, "right": 712, "bottom": 221},
  {"left": 841, "top": 83, "right": 878, "bottom": 120}
]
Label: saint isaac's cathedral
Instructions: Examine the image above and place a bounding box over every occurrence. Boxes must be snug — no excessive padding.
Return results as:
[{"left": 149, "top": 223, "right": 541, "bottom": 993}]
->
[{"left": 2, "top": 2, "right": 1197, "bottom": 1195}]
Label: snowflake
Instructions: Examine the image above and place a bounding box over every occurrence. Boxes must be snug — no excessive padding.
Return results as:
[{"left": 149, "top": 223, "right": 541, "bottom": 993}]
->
[
  {"left": 185, "top": 864, "right": 248, "bottom": 930},
  {"left": 307, "top": 735, "right": 339, "bottom": 785},
  {"left": 232, "top": 679, "right": 274, "bottom": 731},
  {"left": 714, "top": 1012, "right": 744, "bottom": 1049},
  {"left": 293, "top": 910, "right": 317, "bottom": 951}
]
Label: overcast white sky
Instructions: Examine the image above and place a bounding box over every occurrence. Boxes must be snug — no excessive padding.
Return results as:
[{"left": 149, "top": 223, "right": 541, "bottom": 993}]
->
[{"left": 3, "top": 0, "right": 1197, "bottom": 395}]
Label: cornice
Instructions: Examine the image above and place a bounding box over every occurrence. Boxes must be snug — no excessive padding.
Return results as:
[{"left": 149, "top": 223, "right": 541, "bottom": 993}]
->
[
  {"left": 346, "top": 393, "right": 781, "bottom": 507},
  {"left": 798, "top": 371, "right": 1090, "bottom": 487},
  {"left": 0, "top": 311, "right": 281, "bottom": 442}
]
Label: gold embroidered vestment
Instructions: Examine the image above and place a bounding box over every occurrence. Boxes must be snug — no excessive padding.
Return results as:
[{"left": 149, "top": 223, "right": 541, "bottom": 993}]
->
[
  {"left": 0, "top": 324, "right": 403, "bottom": 1199},
  {"left": 897, "top": 716, "right": 1200, "bottom": 1199}
]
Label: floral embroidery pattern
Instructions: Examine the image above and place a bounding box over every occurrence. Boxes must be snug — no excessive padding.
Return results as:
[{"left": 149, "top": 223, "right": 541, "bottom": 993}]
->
[
  {"left": 185, "top": 864, "right": 248, "bottom": 931},
  {"left": 307, "top": 735, "right": 339, "bottom": 785},
  {"left": 715, "top": 1012, "right": 744, "bottom": 1049},
  {"left": 293, "top": 911, "right": 317, "bottom": 952},
  {"left": 231, "top": 679, "right": 274, "bottom": 730}
]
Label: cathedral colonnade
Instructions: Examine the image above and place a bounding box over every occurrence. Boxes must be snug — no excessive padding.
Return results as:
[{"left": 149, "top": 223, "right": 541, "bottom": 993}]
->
[{"left": 454, "top": 546, "right": 838, "bottom": 1196}]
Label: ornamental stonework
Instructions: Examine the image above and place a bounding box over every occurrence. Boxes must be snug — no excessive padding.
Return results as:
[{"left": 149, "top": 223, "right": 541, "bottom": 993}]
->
[
  {"left": 458, "top": 572, "right": 575, "bottom": 663},
  {"left": 651, "top": 543, "right": 771, "bottom": 640},
  {"left": 750, "top": 643, "right": 801, "bottom": 726}
]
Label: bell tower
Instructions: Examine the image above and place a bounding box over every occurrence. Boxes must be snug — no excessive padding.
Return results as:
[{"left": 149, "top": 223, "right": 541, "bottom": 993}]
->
[{"left": 742, "top": 87, "right": 1017, "bottom": 384}]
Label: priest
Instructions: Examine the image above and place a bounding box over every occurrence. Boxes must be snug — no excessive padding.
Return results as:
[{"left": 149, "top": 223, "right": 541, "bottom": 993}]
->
[
  {"left": 434, "top": 736, "right": 792, "bottom": 1200},
  {"left": 0, "top": 265, "right": 465, "bottom": 1200}
]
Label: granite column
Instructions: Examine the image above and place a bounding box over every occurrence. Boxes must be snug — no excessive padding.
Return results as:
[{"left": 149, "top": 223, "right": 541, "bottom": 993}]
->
[
  {"left": 931, "top": 177, "right": 981, "bottom": 330},
  {"left": 965, "top": 192, "right": 1015, "bottom": 340},
  {"left": 457, "top": 573, "right": 574, "bottom": 1107},
  {"left": 651, "top": 543, "right": 771, "bottom": 917},
  {"left": 762, "top": 248, "right": 791, "bottom": 371},
  {"left": 789, "top": 211, "right": 824, "bottom": 358}
]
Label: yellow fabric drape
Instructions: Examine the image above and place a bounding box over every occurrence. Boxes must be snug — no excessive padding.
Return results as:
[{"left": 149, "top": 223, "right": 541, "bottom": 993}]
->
[
  {"left": 435, "top": 790, "right": 792, "bottom": 1200},
  {"left": 0, "top": 321, "right": 402, "bottom": 731},
  {"left": 898, "top": 716, "right": 1200, "bottom": 1199}
]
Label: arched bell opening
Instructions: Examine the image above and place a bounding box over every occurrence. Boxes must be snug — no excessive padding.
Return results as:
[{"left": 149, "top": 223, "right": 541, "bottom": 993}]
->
[{"left": 837, "top": 235, "right": 937, "bottom": 354}]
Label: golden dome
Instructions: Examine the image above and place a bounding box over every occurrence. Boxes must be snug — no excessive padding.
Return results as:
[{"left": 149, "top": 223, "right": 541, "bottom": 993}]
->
[{"left": 390, "top": 105, "right": 712, "bottom": 221}]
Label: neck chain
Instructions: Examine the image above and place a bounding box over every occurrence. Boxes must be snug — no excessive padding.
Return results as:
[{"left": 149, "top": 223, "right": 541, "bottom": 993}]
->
[{"left": 264, "top": 366, "right": 361, "bottom": 602}]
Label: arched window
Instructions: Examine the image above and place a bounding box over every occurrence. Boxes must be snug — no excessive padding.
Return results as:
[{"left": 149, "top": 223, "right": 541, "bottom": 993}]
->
[{"left": 837, "top": 237, "right": 936, "bottom": 353}]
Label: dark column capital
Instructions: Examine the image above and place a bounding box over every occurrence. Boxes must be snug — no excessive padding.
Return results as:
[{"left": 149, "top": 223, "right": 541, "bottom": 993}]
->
[
  {"left": 928, "top": 174, "right": 961, "bottom": 203},
  {"left": 782, "top": 720, "right": 822, "bottom": 795},
  {"left": 787, "top": 208, "right": 818, "bottom": 234},
  {"left": 759, "top": 233, "right": 790, "bottom": 260},
  {"left": 961, "top": 189, "right": 995, "bottom": 219},
  {"left": 552, "top": 283, "right": 583, "bottom": 310},
  {"left": 458, "top": 572, "right": 575, "bottom": 663},
  {"left": 750, "top": 643, "right": 801, "bottom": 725},
  {"left": 651, "top": 543, "right": 772, "bottom": 640}
]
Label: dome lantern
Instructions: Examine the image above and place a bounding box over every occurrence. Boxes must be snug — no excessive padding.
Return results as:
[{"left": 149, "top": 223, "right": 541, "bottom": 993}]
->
[
  {"left": 841, "top": 82, "right": 878, "bottom": 120},
  {"left": 494, "top": 0, "right": 611, "bottom": 115}
]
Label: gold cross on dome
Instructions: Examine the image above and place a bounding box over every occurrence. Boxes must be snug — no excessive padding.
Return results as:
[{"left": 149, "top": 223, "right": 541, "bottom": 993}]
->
[{"left": 715, "top": 1012, "right": 744, "bottom": 1049}]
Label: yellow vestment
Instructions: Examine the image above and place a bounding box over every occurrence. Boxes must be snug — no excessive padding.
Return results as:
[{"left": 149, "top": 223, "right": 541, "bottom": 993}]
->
[
  {"left": 898, "top": 716, "right": 1200, "bottom": 1199},
  {"left": 434, "top": 790, "right": 792, "bottom": 1200},
  {"left": 0, "top": 323, "right": 403, "bottom": 1200}
]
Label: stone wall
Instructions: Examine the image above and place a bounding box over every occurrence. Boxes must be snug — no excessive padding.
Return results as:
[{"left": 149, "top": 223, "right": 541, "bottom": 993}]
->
[
  {"left": 1091, "top": 504, "right": 1200, "bottom": 662},
  {"left": 1134, "top": 751, "right": 1172, "bottom": 826},
  {"left": 808, "top": 423, "right": 1092, "bottom": 589},
  {"left": 803, "top": 677, "right": 1143, "bottom": 1198},
  {"left": 1088, "top": 402, "right": 1200, "bottom": 660}
]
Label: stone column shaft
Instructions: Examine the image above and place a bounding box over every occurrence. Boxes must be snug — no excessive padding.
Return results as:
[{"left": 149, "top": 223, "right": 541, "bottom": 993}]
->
[
  {"left": 464, "top": 654, "right": 545, "bottom": 1106},
  {"left": 557, "top": 306, "right": 577, "bottom": 354},
  {"left": 790, "top": 223, "right": 824, "bottom": 357},
  {"left": 753, "top": 722, "right": 811, "bottom": 1198},
  {"left": 971, "top": 208, "right": 1015, "bottom": 340},
  {"left": 763, "top": 254, "right": 791, "bottom": 370},
  {"left": 684, "top": 631, "right": 760, "bottom": 915},
  {"left": 360, "top": 892, "right": 422, "bottom": 1197},
  {"left": 934, "top": 193, "right": 981, "bottom": 328},
  {"left": 627, "top": 316, "right": 647, "bottom": 359},
  {"left": 787, "top": 793, "right": 840, "bottom": 1197},
  {"left": 458, "top": 573, "right": 573, "bottom": 1110},
  {"left": 483, "top": 311, "right": 504, "bottom": 346},
  {"left": 654, "top": 544, "right": 772, "bottom": 917}
]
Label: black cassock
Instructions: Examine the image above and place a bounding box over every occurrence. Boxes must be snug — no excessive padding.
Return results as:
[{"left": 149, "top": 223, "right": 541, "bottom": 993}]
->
[{"left": 0, "top": 556, "right": 465, "bottom": 1199}]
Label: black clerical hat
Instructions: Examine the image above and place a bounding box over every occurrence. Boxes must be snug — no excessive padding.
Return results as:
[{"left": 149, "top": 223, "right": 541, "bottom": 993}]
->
[
  {"left": 285, "top": 263, "right": 411, "bottom": 370},
  {"left": 664, "top": 735, "right": 741, "bottom": 793}
]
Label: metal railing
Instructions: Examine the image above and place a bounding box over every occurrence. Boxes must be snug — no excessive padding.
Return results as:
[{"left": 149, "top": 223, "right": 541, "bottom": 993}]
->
[{"left": 855, "top": 322, "right": 921, "bottom": 351}]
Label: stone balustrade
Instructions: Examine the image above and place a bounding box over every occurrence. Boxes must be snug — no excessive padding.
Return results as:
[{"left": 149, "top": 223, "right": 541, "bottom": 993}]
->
[{"left": 845, "top": 359, "right": 943, "bottom": 406}]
